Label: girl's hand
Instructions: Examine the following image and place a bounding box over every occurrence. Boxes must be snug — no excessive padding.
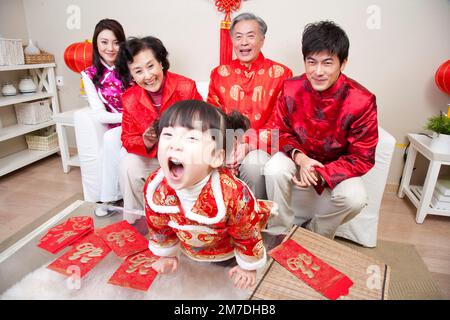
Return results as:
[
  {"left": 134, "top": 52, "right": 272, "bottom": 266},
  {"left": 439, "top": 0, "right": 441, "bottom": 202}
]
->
[
  {"left": 226, "top": 142, "right": 250, "bottom": 173},
  {"left": 151, "top": 256, "right": 179, "bottom": 274},
  {"left": 228, "top": 266, "right": 256, "bottom": 290}
]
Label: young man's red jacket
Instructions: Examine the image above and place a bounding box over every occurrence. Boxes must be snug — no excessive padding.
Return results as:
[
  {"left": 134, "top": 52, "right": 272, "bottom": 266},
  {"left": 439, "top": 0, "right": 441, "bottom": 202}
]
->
[
  {"left": 273, "top": 73, "right": 378, "bottom": 194},
  {"left": 121, "top": 71, "right": 203, "bottom": 158}
]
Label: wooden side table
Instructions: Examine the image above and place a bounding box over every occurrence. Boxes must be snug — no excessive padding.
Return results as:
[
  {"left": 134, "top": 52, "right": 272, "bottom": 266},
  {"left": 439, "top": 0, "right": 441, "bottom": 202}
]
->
[
  {"left": 52, "top": 110, "right": 80, "bottom": 173},
  {"left": 398, "top": 133, "right": 450, "bottom": 223}
]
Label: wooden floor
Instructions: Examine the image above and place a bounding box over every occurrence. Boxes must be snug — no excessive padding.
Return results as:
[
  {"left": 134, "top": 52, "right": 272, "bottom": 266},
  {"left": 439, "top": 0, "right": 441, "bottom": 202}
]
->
[
  {"left": 0, "top": 155, "right": 83, "bottom": 245},
  {"left": 0, "top": 154, "right": 449, "bottom": 299}
]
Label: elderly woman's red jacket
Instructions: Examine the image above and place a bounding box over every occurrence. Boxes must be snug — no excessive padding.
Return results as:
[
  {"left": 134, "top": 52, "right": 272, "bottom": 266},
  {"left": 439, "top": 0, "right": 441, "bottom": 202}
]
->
[
  {"left": 121, "top": 71, "right": 203, "bottom": 158},
  {"left": 273, "top": 73, "right": 378, "bottom": 193}
]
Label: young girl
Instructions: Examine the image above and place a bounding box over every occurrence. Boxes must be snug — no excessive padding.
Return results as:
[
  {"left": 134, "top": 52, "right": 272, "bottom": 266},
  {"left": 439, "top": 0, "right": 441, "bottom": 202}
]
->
[
  {"left": 143, "top": 100, "right": 275, "bottom": 290},
  {"left": 81, "top": 19, "right": 126, "bottom": 212},
  {"left": 116, "top": 36, "right": 202, "bottom": 224}
]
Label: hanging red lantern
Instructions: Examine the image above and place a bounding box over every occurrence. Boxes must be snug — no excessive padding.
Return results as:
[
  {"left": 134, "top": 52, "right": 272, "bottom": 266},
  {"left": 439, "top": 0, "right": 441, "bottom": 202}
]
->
[
  {"left": 435, "top": 60, "right": 450, "bottom": 95},
  {"left": 215, "top": 0, "right": 241, "bottom": 65},
  {"left": 64, "top": 40, "right": 93, "bottom": 73}
]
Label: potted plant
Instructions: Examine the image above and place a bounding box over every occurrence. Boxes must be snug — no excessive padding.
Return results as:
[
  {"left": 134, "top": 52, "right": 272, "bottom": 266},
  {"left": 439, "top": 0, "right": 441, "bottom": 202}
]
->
[{"left": 425, "top": 112, "right": 450, "bottom": 152}]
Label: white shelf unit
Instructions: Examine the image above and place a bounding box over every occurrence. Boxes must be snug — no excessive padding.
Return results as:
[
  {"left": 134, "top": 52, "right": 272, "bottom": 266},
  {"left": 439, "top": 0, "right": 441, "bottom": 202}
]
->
[{"left": 0, "top": 63, "right": 61, "bottom": 176}]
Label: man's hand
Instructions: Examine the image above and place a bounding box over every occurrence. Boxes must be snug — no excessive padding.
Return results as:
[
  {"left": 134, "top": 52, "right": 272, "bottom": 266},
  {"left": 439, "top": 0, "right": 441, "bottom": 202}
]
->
[
  {"left": 292, "top": 151, "right": 324, "bottom": 187},
  {"left": 151, "top": 256, "right": 178, "bottom": 274},
  {"left": 228, "top": 266, "right": 256, "bottom": 290},
  {"left": 143, "top": 121, "right": 158, "bottom": 151}
]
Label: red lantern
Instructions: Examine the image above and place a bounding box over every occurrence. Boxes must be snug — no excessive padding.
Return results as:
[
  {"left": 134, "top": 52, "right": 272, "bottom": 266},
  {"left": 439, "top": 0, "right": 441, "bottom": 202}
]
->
[
  {"left": 435, "top": 60, "right": 450, "bottom": 95},
  {"left": 64, "top": 40, "right": 93, "bottom": 73}
]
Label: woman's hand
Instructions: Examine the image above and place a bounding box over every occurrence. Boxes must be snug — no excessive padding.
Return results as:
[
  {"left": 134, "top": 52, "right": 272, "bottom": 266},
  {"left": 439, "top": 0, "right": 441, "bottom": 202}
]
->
[
  {"left": 228, "top": 266, "right": 256, "bottom": 290},
  {"left": 142, "top": 121, "right": 159, "bottom": 151},
  {"left": 292, "top": 152, "right": 324, "bottom": 187},
  {"left": 151, "top": 256, "right": 179, "bottom": 274}
]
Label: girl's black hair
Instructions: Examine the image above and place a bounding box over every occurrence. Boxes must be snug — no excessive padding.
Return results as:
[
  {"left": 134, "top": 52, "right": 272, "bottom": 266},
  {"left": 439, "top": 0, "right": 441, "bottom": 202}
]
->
[
  {"left": 158, "top": 100, "right": 250, "bottom": 156},
  {"left": 91, "top": 19, "right": 126, "bottom": 88},
  {"left": 116, "top": 36, "right": 170, "bottom": 88}
]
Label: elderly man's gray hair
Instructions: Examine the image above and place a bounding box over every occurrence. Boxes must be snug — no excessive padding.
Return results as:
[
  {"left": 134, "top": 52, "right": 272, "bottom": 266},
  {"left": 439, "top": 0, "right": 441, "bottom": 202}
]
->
[{"left": 230, "top": 12, "right": 267, "bottom": 37}]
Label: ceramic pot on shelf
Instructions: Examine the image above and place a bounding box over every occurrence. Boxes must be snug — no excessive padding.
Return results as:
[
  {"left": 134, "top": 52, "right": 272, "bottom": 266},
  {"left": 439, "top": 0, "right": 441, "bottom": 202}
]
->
[
  {"left": 2, "top": 81, "right": 17, "bottom": 96},
  {"left": 24, "top": 39, "right": 41, "bottom": 55},
  {"left": 18, "top": 76, "right": 37, "bottom": 94}
]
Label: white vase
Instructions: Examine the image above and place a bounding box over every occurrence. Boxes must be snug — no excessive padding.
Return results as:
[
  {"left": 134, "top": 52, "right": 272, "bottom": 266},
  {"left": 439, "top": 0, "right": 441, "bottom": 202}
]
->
[
  {"left": 2, "top": 82, "right": 17, "bottom": 96},
  {"left": 430, "top": 132, "right": 450, "bottom": 153},
  {"left": 24, "top": 39, "right": 40, "bottom": 55},
  {"left": 18, "top": 76, "right": 37, "bottom": 94}
]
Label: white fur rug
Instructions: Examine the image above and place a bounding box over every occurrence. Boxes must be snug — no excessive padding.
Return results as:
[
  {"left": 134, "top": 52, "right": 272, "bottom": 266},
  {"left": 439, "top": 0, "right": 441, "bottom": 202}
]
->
[{"left": 1, "top": 254, "right": 252, "bottom": 300}]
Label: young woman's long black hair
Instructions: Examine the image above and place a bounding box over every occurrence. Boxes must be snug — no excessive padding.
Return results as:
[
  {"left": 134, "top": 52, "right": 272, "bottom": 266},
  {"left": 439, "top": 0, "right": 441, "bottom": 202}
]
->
[{"left": 91, "top": 19, "right": 125, "bottom": 88}]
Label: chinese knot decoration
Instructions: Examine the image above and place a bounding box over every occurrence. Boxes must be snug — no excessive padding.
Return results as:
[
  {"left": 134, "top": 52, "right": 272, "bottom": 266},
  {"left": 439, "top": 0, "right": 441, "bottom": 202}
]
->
[{"left": 215, "top": 0, "right": 241, "bottom": 64}]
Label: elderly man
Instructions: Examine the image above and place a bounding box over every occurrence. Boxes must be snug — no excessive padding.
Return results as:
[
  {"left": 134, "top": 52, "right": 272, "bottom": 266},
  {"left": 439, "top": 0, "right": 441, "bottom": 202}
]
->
[
  {"left": 264, "top": 21, "right": 379, "bottom": 239},
  {"left": 207, "top": 12, "right": 292, "bottom": 199}
]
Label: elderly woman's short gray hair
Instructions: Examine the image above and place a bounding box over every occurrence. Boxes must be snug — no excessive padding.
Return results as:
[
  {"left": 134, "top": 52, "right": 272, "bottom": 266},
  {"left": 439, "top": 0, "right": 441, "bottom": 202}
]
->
[{"left": 230, "top": 12, "right": 267, "bottom": 37}]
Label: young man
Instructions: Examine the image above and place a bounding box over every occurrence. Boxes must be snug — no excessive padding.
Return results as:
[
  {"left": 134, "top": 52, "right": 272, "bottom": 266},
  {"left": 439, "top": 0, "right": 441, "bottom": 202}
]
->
[
  {"left": 207, "top": 12, "right": 292, "bottom": 199},
  {"left": 264, "top": 21, "right": 379, "bottom": 239}
]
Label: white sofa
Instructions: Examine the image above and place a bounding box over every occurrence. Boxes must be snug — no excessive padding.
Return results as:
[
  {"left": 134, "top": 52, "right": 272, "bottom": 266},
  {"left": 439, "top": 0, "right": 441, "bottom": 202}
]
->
[
  {"left": 73, "top": 81, "right": 395, "bottom": 247},
  {"left": 73, "top": 107, "right": 109, "bottom": 203}
]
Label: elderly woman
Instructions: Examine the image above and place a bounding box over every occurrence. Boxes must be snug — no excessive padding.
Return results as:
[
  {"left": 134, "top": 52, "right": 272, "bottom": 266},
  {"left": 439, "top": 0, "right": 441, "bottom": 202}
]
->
[{"left": 116, "top": 36, "right": 203, "bottom": 224}]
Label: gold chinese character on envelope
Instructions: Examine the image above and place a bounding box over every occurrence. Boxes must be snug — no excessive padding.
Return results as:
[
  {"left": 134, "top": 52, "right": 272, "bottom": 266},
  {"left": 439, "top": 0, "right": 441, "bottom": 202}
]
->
[
  {"left": 106, "top": 229, "right": 136, "bottom": 247},
  {"left": 287, "top": 253, "right": 321, "bottom": 279},
  {"left": 96, "top": 220, "right": 148, "bottom": 258},
  {"left": 108, "top": 250, "right": 159, "bottom": 291},
  {"left": 38, "top": 216, "right": 94, "bottom": 254},
  {"left": 47, "top": 233, "right": 111, "bottom": 278}
]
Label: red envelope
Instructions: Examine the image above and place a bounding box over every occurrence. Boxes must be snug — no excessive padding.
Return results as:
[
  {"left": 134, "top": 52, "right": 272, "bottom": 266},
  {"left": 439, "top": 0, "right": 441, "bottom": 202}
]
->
[
  {"left": 38, "top": 216, "right": 94, "bottom": 254},
  {"left": 47, "top": 232, "right": 111, "bottom": 278},
  {"left": 108, "top": 249, "right": 159, "bottom": 291},
  {"left": 269, "top": 239, "right": 353, "bottom": 300},
  {"left": 96, "top": 220, "right": 148, "bottom": 258}
]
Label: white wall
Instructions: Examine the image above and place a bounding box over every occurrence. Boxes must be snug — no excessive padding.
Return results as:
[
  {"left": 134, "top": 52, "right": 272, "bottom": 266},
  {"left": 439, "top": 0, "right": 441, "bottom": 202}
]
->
[
  {"left": 0, "top": 0, "right": 28, "bottom": 40},
  {"left": 15, "top": 0, "right": 450, "bottom": 184}
]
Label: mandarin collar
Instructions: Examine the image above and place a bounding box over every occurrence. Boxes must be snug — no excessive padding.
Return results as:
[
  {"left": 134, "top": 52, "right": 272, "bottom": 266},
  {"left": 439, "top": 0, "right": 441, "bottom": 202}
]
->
[
  {"left": 233, "top": 52, "right": 265, "bottom": 71},
  {"left": 100, "top": 59, "right": 116, "bottom": 71},
  {"left": 305, "top": 73, "right": 347, "bottom": 99},
  {"left": 147, "top": 75, "right": 166, "bottom": 98},
  {"left": 145, "top": 169, "right": 227, "bottom": 225},
  {"left": 137, "top": 74, "right": 168, "bottom": 114}
]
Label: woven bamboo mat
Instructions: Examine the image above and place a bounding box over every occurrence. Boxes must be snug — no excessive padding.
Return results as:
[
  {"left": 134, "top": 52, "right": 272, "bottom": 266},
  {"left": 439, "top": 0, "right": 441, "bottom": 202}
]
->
[
  {"left": 336, "top": 238, "right": 443, "bottom": 300},
  {"left": 250, "top": 226, "right": 390, "bottom": 300}
]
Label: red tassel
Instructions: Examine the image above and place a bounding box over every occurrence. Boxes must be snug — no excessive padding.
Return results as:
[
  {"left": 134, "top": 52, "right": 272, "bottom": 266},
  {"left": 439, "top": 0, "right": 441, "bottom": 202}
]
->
[
  {"left": 220, "top": 19, "right": 233, "bottom": 65},
  {"left": 215, "top": 0, "right": 241, "bottom": 65}
]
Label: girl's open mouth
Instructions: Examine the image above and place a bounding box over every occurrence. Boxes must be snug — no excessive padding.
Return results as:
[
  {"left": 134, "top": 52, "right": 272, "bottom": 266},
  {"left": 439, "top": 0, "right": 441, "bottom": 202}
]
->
[{"left": 168, "top": 157, "right": 184, "bottom": 179}]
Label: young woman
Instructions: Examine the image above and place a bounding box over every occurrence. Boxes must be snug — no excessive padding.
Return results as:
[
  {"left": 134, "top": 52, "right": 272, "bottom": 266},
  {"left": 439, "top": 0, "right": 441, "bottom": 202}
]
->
[
  {"left": 81, "top": 19, "right": 126, "bottom": 214},
  {"left": 144, "top": 100, "right": 276, "bottom": 290},
  {"left": 116, "top": 36, "right": 203, "bottom": 224}
]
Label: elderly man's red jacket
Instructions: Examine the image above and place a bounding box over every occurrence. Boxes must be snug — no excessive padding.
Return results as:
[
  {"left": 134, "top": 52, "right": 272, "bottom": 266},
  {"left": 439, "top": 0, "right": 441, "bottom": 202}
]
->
[
  {"left": 273, "top": 73, "right": 378, "bottom": 192},
  {"left": 121, "top": 71, "right": 203, "bottom": 158},
  {"left": 207, "top": 53, "right": 292, "bottom": 152}
]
